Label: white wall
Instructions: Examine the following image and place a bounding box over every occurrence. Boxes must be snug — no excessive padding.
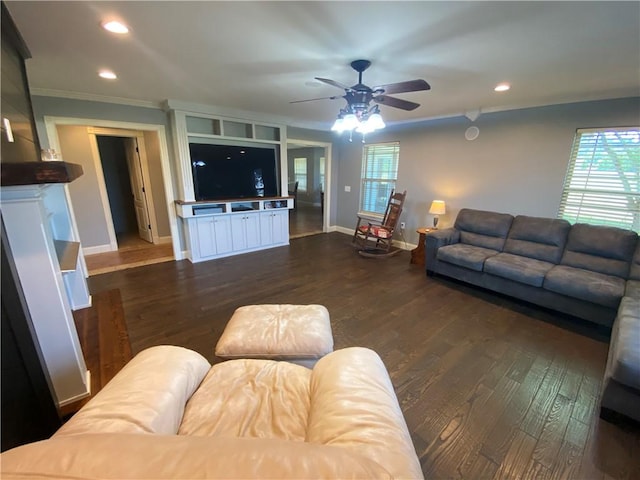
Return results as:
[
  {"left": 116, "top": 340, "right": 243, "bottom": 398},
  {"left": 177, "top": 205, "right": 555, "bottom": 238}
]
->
[
  {"left": 56, "top": 125, "right": 112, "bottom": 248},
  {"left": 335, "top": 97, "right": 640, "bottom": 245}
]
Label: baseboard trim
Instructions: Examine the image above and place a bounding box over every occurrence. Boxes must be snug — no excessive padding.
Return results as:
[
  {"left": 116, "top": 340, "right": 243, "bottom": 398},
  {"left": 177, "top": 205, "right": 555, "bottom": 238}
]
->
[
  {"left": 334, "top": 226, "right": 415, "bottom": 251},
  {"left": 82, "top": 244, "right": 114, "bottom": 255}
]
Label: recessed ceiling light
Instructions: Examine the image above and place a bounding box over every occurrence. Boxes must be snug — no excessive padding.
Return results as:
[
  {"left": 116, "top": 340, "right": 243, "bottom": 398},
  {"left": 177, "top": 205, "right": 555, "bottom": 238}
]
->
[
  {"left": 99, "top": 70, "right": 117, "bottom": 80},
  {"left": 102, "top": 20, "right": 129, "bottom": 34},
  {"left": 494, "top": 83, "right": 511, "bottom": 92}
]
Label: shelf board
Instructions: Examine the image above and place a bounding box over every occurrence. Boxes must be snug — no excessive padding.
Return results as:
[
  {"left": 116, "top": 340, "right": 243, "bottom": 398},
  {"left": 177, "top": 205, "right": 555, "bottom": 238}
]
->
[{"left": 54, "top": 240, "right": 80, "bottom": 272}]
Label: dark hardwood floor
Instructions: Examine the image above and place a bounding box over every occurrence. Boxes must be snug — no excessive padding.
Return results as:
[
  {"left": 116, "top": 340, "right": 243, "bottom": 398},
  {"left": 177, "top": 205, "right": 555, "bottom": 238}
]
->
[{"left": 83, "top": 232, "right": 639, "bottom": 479}]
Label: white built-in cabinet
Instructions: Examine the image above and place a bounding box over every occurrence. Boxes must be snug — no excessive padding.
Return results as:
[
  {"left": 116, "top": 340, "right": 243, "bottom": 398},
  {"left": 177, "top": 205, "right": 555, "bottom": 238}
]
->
[
  {"left": 167, "top": 102, "right": 293, "bottom": 263},
  {"left": 177, "top": 198, "right": 292, "bottom": 263},
  {"left": 1, "top": 183, "right": 91, "bottom": 407}
]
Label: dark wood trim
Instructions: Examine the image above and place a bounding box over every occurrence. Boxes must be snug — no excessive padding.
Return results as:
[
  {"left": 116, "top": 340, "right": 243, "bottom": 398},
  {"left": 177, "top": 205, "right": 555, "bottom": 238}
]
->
[{"left": 1, "top": 161, "right": 84, "bottom": 186}]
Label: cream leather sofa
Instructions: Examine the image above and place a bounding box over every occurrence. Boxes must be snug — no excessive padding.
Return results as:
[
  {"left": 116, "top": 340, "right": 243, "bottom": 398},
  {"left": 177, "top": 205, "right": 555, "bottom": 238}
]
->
[{"left": 1, "top": 345, "right": 423, "bottom": 479}]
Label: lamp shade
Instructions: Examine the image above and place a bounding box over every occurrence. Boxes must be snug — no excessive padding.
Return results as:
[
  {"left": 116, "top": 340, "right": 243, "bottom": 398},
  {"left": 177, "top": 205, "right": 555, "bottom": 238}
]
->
[{"left": 429, "top": 200, "right": 446, "bottom": 215}]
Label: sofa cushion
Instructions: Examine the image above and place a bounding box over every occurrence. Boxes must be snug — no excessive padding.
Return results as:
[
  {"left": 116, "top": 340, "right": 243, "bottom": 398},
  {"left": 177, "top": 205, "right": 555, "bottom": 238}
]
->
[
  {"left": 179, "top": 359, "right": 311, "bottom": 441},
  {"left": 484, "top": 253, "right": 556, "bottom": 287},
  {"left": 437, "top": 243, "right": 500, "bottom": 272},
  {"left": 454, "top": 208, "right": 514, "bottom": 251},
  {"left": 629, "top": 242, "right": 640, "bottom": 281},
  {"left": 215, "top": 304, "right": 333, "bottom": 368},
  {"left": 626, "top": 279, "right": 640, "bottom": 299},
  {"left": 543, "top": 265, "right": 626, "bottom": 308},
  {"left": 503, "top": 215, "right": 570, "bottom": 263},
  {"left": 609, "top": 297, "right": 640, "bottom": 390},
  {"left": 560, "top": 224, "right": 638, "bottom": 278}
]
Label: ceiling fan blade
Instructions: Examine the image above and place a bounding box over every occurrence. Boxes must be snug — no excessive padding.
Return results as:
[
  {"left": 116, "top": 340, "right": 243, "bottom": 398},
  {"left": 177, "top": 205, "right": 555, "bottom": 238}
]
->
[
  {"left": 373, "top": 95, "right": 420, "bottom": 111},
  {"left": 374, "top": 79, "right": 431, "bottom": 95},
  {"left": 289, "top": 95, "right": 341, "bottom": 104},
  {"left": 315, "top": 77, "right": 352, "bottom": 91}
]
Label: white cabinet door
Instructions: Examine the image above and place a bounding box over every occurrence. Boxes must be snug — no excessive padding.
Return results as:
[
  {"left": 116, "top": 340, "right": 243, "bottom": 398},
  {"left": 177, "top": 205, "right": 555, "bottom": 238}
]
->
[
  {"left": 271, "top": 210, "right": 288, "bottom": 245},
  {"left": 212, "top": 216, "right": 233, "bottom": 254},
  {"left": 260, "top": 210, "right": 289, "bottom": 246},
  {"left": 196, "top": 216, "right": 231, "bottom": 258},
  {"left": 245, "top": 213, "right": 260, "bottom": 248},
  {"left": 230, "top": 215, "right": 247, "bottom": 250},
  {"left": 231, "top": 213, "right": 260, "bottom": 251}
]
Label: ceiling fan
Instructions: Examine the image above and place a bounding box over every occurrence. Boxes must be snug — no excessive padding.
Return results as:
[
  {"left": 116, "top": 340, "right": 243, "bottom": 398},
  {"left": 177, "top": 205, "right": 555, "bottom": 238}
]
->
[{"left": 291, "top": 59, "right": 431, "bottom": 113}]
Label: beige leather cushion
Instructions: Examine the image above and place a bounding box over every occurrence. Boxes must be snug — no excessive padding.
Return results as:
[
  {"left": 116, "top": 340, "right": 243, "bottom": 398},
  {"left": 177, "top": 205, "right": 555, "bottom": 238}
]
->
[
  {"left": 215, "top": 304, "right": 333, "bottom": 360},
  {"left": 55, "top": 345, "right": 211, "bottom": 437},
  {"left": 179, "top": 358, "right": 312, "bottom": 441},
  {"left": 0, "top": 434, "right": 393, "bottom": 479},
  {"left": 307, "top": 347, "right": 424, "bottom": 480}
]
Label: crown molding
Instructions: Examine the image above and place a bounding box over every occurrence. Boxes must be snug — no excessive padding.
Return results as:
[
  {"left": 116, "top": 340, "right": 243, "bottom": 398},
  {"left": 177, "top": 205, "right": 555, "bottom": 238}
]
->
[{"left": 30, "top": 88, "right": 163, "bottom": 109}]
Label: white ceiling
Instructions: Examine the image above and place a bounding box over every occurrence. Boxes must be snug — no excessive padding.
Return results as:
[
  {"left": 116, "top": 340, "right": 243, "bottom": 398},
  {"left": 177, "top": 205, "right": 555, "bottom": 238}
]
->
[{"left": 6, "top": 1, "right": 640, "bottom": 130}]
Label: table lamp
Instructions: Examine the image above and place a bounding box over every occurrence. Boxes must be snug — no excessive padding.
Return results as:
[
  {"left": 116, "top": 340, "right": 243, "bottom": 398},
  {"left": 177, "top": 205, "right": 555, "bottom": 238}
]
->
[{"left": 429, "top": 200, "right": 446, "bottom": 228}]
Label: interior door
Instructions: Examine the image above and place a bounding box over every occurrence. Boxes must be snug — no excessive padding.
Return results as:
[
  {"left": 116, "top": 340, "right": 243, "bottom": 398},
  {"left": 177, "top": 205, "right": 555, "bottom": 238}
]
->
[{"left": 124, "top": 137, "right": 153, "bottom": 243}]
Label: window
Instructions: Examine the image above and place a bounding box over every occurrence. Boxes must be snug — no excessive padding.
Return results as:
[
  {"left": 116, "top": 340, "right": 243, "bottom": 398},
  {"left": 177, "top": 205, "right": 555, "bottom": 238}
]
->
[
  {"left": 360, "top": 142, "right": 400, "bottom": 216},
  {"left": 294, "top": 157, "right": 307, "bottom": 192},
  {"left": 558, "top": 127, "right": 639, "bottom": 232},
  {"left": 319, "top": 157, "right": 325, "bottom": 192}
]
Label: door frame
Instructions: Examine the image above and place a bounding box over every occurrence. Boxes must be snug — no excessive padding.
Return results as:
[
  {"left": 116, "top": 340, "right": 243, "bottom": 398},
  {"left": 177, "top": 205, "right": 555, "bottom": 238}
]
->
[
  {"left": 43, "top": 116, "right": 182, "bottom": 259},
  {"left": 286, "top": 138, "right": 332, "bottom": 232},
  {"left": 87, "top": 127, "right": 156, "bottom": 246}
]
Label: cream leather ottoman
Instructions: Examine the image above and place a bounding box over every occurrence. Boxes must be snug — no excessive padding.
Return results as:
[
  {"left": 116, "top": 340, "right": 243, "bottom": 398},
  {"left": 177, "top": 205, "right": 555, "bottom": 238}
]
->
[{"left": 215, "top": 304, "right": 333, "bottom": 368}]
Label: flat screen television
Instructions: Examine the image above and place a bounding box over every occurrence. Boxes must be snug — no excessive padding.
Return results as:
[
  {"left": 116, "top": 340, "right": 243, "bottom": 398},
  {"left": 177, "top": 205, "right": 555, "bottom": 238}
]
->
[{"left": 189, "top": 143, "right": 280, "bottom": 201}]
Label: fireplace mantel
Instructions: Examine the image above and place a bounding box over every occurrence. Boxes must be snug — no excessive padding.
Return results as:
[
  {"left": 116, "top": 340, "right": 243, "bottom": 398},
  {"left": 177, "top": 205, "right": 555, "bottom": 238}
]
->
[{"left": 1, "top": 161, "right": 83, "bottom": 186}]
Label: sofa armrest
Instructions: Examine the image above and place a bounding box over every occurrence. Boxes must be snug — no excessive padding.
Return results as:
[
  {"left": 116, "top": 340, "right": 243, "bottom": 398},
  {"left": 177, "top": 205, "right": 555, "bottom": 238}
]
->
[
  {"left": 307, "top": 347, "right": 423, "bottom": 480},
  {"left": 426, "top": 227, "right": 460, "bottom": 273},
  {"left": 426, "top": 227, "right": 460, "bottom": 248},
  {"left": 1, "top": 434, "right": 394, "bottom": 479},
  {"left": 55, "top": 346, "right": 211, "bottom": 437}
]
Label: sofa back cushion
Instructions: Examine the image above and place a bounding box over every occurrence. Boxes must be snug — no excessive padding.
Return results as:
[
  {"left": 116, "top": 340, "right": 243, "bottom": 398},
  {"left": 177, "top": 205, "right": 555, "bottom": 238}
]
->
[
  {"left": 503, "top": 215, "right": 571, "bottom": 264},
  {"left": 560, "top": 223, "right": 638, "bottom": 278},
  {"left": 454, "top": 208, "right": 514, "bottom": 251},
  {"left": 629, "top": 241, "right": 640, "bottom": 281}
]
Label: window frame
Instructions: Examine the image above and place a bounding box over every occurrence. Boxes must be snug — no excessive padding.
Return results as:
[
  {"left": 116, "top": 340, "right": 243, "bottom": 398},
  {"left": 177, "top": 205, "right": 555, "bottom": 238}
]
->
[
  {"left": 557, "top": 127, "right": 639, "bottom": 232},
  {"left": 359, "top": 142, "right": 400, "bottom": 218},
  {"left": 293, "top": 157, "right": 307, "bottom": 192}
]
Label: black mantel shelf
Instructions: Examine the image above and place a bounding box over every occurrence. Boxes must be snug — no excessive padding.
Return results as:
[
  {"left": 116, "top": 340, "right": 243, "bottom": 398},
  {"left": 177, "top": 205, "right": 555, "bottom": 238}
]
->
[{"left": 1, "top": 161, "right": 83, "bottom": 186}]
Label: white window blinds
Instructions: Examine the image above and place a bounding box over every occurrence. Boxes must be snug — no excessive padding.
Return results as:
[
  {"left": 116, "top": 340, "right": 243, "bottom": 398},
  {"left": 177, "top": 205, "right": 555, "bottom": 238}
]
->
[
  {"left": 360, "top": 142, "right": 400, "bottom": 216},
  {"left": 558, "top": 128, "right": 639, "bottom": 232},
  {"left": 294, "top": 157, "right": 307, "bottom": 192}
]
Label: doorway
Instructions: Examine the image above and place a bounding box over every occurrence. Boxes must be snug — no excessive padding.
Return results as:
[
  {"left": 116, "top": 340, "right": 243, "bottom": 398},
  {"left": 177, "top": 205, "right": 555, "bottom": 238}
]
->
[
  {"left": 287, "top": 140, "right": 330, "bottom": 238},
  {"left": 83, "top": 128, "right": 172, "bottom": 274},
  {"left": 95, "top": 135, "right": 148, "bottom": 246}
]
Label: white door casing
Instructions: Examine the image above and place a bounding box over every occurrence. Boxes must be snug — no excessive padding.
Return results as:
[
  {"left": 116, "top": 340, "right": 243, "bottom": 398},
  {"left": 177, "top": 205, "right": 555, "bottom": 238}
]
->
[
  {"left": 44, "top": 116, "right": 181, "bottom": 260},
  {"left": 286, "top": 139, "right": 332, "bottom": 233}
]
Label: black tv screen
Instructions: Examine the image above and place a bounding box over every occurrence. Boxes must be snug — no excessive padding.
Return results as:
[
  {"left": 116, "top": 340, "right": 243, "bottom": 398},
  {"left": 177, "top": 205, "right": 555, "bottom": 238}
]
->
[{"left": 189, "top": 143, "right": 280, "bottom": 201}]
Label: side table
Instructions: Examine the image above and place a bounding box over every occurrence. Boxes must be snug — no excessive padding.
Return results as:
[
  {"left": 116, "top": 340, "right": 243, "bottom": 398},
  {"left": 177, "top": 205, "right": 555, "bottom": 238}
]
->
[{"left": 410, "top": 227, "right": 435, "bottom": 266}]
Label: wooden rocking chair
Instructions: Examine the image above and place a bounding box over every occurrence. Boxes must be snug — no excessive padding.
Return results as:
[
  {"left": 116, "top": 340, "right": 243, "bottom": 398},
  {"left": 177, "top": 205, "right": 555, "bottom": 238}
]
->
[{"left": 352, "top": 190, "right": 407, "bottom": 258}]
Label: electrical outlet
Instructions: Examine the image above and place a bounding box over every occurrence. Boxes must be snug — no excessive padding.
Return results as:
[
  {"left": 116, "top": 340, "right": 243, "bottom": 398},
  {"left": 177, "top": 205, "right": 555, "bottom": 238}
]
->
[{"left": 400, "top": 222, "right": 406, "bottom": 229}]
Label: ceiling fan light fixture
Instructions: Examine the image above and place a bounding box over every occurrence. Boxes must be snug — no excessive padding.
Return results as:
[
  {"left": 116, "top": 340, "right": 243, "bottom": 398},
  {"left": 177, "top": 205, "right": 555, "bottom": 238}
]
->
[
  {"left": 331, "top": 116, "right": 346, "bottom": 132},
  {"left": 356, "top": 120, "right": 376, "bottom": 134},
  {"left": 367, "top": 112, "right": 385, "bottom": 130},
  {"left": 342, "top": 113, "right": 359, "bottom": 130}
]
